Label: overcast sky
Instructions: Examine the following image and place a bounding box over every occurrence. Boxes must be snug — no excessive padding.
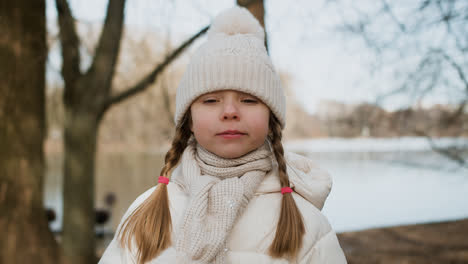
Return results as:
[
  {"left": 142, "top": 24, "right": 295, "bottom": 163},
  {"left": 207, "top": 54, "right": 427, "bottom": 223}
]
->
[{"left": 46, "top": 0, "right": 456, "bottom": 114}]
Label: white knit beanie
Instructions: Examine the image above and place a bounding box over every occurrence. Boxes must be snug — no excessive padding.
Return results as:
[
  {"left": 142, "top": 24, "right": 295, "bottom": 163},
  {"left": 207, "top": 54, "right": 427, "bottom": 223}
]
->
[{"left": 174, "top": 6, "right": 286, "bottom": 128}]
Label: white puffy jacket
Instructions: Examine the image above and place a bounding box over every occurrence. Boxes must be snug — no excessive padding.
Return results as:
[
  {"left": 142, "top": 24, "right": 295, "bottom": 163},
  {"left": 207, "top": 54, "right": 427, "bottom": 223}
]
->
[{"left": 99, "top": 151, "right": 347, "bottom": 263}]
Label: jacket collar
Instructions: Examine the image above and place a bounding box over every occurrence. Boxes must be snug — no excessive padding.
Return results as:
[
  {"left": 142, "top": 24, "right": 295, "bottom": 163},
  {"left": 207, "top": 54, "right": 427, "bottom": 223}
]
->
[{"left": 255, "top": 151, "right": 332, "bottom": 211}]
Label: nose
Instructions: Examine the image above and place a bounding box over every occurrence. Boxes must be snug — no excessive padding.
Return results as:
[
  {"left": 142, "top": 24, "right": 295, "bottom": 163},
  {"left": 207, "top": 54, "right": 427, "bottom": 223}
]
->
[{"left": 221, "top": 100, "right": 239, "bottom": 121}]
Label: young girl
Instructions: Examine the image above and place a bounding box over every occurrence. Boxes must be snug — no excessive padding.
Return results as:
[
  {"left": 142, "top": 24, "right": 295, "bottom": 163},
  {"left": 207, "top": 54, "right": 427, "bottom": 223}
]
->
[{"left": 100, "top": 6, "right": 347, "bottom": 264}]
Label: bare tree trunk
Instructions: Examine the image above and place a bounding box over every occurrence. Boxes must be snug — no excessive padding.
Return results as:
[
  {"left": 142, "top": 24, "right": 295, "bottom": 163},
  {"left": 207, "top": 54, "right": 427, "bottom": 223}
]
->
[
  {"left": 0, "top": 0, "right": 62, "bottom": 263},
  {"left": 62, "top": 111, "right": 99, "bottom": 263},
  {"left": 55, "top": 0, "right": 126, "bottom": 262}
]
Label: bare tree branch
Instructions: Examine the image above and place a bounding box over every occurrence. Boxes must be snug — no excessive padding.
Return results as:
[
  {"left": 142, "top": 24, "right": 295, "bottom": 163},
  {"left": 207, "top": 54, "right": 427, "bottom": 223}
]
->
[
  {"left": 337, "top": 17, "right": 383, "bottom": 55},
  {"left": 414, "top": 129, "right": 468, "bottom": 168},
  {"left": 381, "top": 0, "right": 406, "bottom": 32},
  {"left": 101, "top": 25, "right": 209, "bottom": 115},
  {"left": 439, "top": 1, "right": 467, "bottom": 53},
  {"left": 55, "top": 0, "right": 81, "bottom": 106},
  {"left": 374, "top": 54, "right": 433, "bottom": 106},
  {"left": 85, "top": 0, "right": 126, "bottom": 97},
  {"left": 333, "top": 0, "right": 468, "bottom": 167},
  {"left": 436, "top": 49, "right": 468, "bottom": 93}
]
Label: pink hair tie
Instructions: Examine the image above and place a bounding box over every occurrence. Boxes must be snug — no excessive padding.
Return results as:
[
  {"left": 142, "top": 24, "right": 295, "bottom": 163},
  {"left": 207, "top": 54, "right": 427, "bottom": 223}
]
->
[
  {"left": 158, "top": 176, "right": 169, "bottom": 185},
  {"left": 281, "top": 187, "right": 293, "bottom": 195}
]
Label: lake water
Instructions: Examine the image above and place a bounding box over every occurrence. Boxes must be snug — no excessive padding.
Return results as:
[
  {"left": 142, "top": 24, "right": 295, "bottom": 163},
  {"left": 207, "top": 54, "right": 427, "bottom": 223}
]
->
[{"left": 44, "top": 137, "right": 468, "bottom": 236}]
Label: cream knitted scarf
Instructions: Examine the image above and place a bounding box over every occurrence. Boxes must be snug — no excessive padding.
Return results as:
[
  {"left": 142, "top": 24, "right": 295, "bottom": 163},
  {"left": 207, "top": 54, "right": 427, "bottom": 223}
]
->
[{"left": 173, "top": 138, "right": 273, "bottom": 263}]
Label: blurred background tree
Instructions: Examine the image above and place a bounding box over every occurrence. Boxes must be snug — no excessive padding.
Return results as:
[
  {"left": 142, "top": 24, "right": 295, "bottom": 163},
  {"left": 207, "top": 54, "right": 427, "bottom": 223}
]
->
[
  {"left": 328, "top": 0, "right": 468, "bottom": 166},
  {"left": 0, "top": 1, "right": 63, "bottom": 263}
]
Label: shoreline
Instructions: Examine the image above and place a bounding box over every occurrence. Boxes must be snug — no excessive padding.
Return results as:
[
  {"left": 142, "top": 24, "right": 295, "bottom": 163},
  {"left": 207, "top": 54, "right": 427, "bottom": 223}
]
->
[
  {"left": 44, "top": 135, "right": 468, "bottom": 155},
  {"left": 337, "top": 217, "right": 468, "bottom": 263}
]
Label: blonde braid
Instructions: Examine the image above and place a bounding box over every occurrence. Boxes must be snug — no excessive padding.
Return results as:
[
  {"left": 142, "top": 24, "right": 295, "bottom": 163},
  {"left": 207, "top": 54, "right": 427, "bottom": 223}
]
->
[
  {"left": 268, "top": 114, "right": 306, "bottom": 260},
  {"left": 118, "top": 112, "right": 192, "bottom": 264},
  {"left": 160, "top": 112, "right": 192, "bottom": 177}
]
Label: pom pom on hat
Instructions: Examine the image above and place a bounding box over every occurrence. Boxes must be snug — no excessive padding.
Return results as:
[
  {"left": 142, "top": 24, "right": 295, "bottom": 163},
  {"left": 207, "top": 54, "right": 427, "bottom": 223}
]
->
[{"left": 207, "top": 6, "right": 265, "bottom": 41}]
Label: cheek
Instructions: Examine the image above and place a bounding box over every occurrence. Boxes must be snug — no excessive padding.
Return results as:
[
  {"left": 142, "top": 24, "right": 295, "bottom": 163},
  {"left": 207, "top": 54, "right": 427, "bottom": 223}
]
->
[
  {"left": 248, "top": 109, "right": 270, "bottom": 137},
  {"left": 192, "top": 115, "right": 206, "bottom": 133},
  {"left": 191, "top": 108, "right": 214, "bottom": 135}
]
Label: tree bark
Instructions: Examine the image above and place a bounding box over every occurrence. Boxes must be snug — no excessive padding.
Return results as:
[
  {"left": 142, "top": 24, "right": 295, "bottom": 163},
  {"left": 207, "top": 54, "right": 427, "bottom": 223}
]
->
[
  {"left": 62, "top": 110, "right": 98, "bottom": 263},
  {"left": 56, "top": 0, "right": 126, "bottom": 262},
  {"left": 0, "top": 0, "right": 62, "bottom": 263}
]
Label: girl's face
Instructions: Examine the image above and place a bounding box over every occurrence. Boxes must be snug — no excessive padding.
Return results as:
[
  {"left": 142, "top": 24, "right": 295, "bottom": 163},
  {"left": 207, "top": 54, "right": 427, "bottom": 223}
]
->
[{"left": 190, "top": 90, "right": 270, "bottom": 159}]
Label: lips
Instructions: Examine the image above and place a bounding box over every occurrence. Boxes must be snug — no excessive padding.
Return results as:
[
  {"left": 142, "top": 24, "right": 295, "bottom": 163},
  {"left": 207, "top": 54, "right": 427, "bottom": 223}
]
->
[
  {"left": 217, "top": 130, "right": 246, "bottom": 135},
  {"left": 216, "top": 130, "right": 246, "bottom": 139}
]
